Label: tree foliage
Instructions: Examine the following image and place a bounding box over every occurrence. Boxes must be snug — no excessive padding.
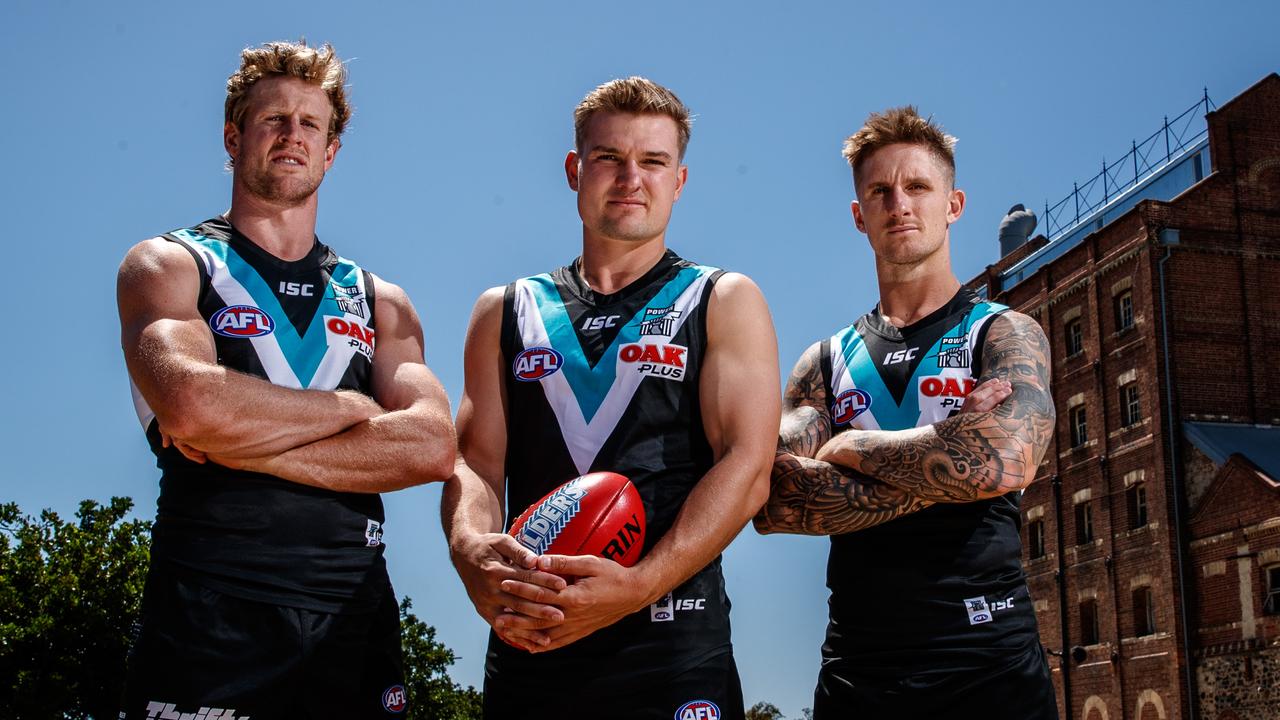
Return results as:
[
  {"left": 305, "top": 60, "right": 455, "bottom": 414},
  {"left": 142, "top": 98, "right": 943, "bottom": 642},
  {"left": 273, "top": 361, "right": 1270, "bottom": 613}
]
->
[
  {"left": 746, "top": 701, "right": 787, "bottom": 720},
  {"left": 1, "top": 497, "right": 483, "bottom": 719},
  {"left": 399, "top": 597, "right": 483, "bottom": 719},
  {"left": 0, "top": 497, "right": 152, "bottom": 719}
]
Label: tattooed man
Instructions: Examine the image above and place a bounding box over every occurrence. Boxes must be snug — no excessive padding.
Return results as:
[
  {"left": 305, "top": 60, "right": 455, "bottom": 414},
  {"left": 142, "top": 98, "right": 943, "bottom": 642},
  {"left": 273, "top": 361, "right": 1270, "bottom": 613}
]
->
[{"left": 755, "top": 107, "right": 1059, "bottom": 719}]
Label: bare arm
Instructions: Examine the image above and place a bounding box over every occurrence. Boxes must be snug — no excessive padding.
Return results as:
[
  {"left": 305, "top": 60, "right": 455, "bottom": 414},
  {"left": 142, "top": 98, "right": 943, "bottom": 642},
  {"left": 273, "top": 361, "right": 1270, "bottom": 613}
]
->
[
  {"left": 755, "top": 341, "right": 933, "bottom": 535},
  {"left": 441, "top": 288, "right": 567, "bottom": 645},
  {"left": 211, "top": 277, "right": 456, "bottom": 492},
  {"left": 520, "top": 273, "right": 781, "bottom": 651},
  {"left": 815, "top": 311, "right": 1055, "bottom": 502},
  {"left": 118, "top": 238, "right": 381, "bottom": 457}
]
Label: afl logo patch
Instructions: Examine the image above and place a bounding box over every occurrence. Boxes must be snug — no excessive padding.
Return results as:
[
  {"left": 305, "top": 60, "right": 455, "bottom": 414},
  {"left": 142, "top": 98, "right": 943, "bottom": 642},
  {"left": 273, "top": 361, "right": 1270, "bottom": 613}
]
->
[
  {"left": 830, "top": 388, "right": 872, "bottom": 425},
  {"left": 675, "top": 700, "right": 721, "bottom": 720},
  {"left": 513, "top": 347, "right": 563, "bottom": 381},
  {"left": 210, "top": 305, "right": 274, "bottom": 338},
  {"left": 381, "top": 684, "right": 407, "bottom": 713}
]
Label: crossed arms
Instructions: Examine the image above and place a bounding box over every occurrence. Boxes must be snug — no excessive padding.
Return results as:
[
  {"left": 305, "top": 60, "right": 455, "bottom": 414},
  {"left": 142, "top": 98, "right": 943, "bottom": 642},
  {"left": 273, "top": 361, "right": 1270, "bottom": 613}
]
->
[
  {"left": 442, "top": 273, "right": 780, "bottom": 652},
  {"left": 755, "top": 311, "right": 1055, "bottom": 535},
  {"left": 117, "top": 237, "right": 455, "bottom": 492}
]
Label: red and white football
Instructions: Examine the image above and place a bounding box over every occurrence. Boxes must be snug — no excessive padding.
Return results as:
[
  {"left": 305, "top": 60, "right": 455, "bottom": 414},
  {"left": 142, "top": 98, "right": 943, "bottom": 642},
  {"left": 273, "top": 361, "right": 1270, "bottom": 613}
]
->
[{"left": 507, "top": 472, "right": 646, "bottom": 567}]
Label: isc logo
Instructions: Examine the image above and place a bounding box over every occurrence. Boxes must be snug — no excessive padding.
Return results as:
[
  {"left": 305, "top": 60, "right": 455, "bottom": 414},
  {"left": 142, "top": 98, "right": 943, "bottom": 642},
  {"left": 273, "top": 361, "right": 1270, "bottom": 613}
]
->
[
  {"left": 883, "top": 347, "right": 918, "bottom": 365},
  {"left": 513, "top": 347, "right": 564, "bottom": 382},
  {"left": 676, "top": 598, "right": 706, "bottom": 611},
  {"left": 830, "top": 389, "right": 872, "bottom": 425},
  {"left": 675, "top": 700, "right": 721, "bottom": 720},
  {"left": 210, "top": 305, "right": 274, "bottom": 338},
  {"left": 278, "top": 281, "right": 314, "bottom": 296},
  {"left": 920, "top": 376, "right": 976, "bottom": 409},
  {"left": 581, "top": 315, "right": 620, "bottom": 331},
  {"left": 382, "top": 684, "right": 407, "bottom": 713}
]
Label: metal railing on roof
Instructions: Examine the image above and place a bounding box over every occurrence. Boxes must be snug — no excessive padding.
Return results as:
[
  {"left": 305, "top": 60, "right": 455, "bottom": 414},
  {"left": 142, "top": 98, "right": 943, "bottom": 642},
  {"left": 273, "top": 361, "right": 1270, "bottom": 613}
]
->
[
  {"left": 997, "top": 91, "right": 1216, "bottom": 291},
  {"left": 1041, "top": 91, "right": 1215, "bottom": 240}
]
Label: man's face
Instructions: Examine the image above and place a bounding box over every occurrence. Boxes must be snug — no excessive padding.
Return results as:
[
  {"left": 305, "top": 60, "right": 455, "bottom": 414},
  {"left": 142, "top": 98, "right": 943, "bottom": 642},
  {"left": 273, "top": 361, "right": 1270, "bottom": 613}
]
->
[
  {"left": 224, "top": 76, "right": 339, "bottom": 206},
  {"left": 566, "top": 112, "right": 687, "bottom": 244},
  {"left": 851, "top": 143, "right": 964, "bottom": 267}
]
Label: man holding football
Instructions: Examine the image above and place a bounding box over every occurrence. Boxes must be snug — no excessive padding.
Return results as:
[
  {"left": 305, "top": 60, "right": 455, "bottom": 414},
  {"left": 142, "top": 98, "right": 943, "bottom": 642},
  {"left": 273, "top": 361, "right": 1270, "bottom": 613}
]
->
[
  {"left": 444, "top": 77, "right": 779, "bottom": 719},
  {"left": 754, "top": 107, "right": 1058, "bottom": 718}
]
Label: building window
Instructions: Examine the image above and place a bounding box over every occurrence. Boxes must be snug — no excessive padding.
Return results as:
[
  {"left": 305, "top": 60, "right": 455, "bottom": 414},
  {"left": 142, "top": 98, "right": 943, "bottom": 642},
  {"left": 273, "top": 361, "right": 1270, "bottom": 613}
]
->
[
  {"left": 1080, "top": 599, "right": 1099, "bottom": 645},
  {"left": 1028, "top": 519, "right": 1046, "bottom": 559},
  {"left": 1070, "top": 405, "right": 1088, "bottom": 447},
  {"left": 1065, "top": 319, "right": 1084, "bottom": 357},
  {"left": 1266, "top": 567, "right": 1280, "bottom": 616},
  {"left": 1075, "top": 502, "right": 1094, "bottom": 545},
  {"left": 1133, "top": 586, "right": 1156, "bottom": 636},
  {"left": 1115, "top": 291, "right": 1134, "bottom": 332},
  {"left": 1121, "top": 383, "right": 1141, "bottom": 427},
  {"left": 1127, "top": 484, "right": 1148, "bottom": 529}
]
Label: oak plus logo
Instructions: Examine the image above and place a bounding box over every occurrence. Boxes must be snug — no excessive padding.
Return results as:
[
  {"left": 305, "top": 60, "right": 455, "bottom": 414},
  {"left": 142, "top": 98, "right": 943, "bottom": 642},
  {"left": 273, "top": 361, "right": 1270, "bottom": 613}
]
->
[
  {"left": 326, "top": 317, "right": 375, "bottom": 360},
  {"left": 619, "top": 342, "right": 687, "bottom": 381},
  {"left": 919, "top": 375, "right": 976, "bottom": 410}
]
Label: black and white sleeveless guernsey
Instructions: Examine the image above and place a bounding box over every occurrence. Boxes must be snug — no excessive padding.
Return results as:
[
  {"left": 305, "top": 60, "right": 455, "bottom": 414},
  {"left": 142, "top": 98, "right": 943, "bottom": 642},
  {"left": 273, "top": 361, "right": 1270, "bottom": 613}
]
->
[
  {"left": 129, "top": 217, "right": 388, "bottom": 614},
  {"left": 819, "top": 288, "right": 1041, "bottom": 673},
  {"left": 489, "top": 250, "right": 731, "bottom": 693}
]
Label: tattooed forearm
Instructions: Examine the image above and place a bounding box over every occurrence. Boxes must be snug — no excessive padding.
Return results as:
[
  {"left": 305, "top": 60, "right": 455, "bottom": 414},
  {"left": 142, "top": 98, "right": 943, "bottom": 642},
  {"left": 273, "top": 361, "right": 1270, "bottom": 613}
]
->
[
  {"left": 778, "top": 342, "right": 832, "bottom": 458},
  {"left": 816, "top": 312, "right": 1055, "bottom": 502},
  {"left": 754, "top": 451, "right": 932, "bottom": 535}
]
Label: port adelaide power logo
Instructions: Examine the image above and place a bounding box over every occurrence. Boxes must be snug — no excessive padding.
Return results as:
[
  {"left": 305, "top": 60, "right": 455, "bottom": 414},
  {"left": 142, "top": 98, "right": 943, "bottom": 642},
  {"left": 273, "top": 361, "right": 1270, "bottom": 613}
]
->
[
  {"left": 622, "top": 304, "right": 688, "bottom": 382},
  {"left": 937, "top": 336, "right": 970, "bottom": 369}
]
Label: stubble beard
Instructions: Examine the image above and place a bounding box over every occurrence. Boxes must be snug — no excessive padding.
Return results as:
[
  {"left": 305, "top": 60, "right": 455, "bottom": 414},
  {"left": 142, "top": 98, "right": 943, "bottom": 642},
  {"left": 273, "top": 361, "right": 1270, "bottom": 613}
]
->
[{"left": 241, "top": 166, "right": 322, "bottom": 206}]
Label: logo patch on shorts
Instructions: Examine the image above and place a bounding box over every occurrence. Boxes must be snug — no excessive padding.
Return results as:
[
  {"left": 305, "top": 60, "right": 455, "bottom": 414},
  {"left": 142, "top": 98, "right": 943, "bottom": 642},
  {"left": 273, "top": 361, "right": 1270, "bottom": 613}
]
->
[
  {"left": 144, "top": 701, "right": 250, "bottom": 719},
  {"left": 964, "top": 594, "right": 1015, "bottom": 625},
  {"left": 675, "top": 699, "right": 721, "bottom": 720},
  {"left": 365, "top": 519, "right": 384, "bottom": 547},
  {"left": 382, "top": 684, "right": 407, "bottom": 713}
]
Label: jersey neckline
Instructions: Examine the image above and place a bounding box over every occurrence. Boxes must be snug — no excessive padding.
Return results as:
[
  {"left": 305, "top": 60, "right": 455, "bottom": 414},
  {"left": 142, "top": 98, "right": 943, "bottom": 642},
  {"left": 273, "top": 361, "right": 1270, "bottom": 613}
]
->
[
  {"left": 201, "top": 216, "right": 335, "bottom": 272},
  {"left": 557, "top": 249, "right": 685, "bottom": 307}
]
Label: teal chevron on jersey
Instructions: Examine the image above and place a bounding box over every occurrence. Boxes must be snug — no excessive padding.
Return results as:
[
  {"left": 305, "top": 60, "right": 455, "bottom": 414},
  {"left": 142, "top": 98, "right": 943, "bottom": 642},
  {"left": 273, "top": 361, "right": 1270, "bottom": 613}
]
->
[
  {"left": 524, "top": 265, "right": 710, "bottom": 424},
  {"left": 833, "top": 298, "right": 1008, "bottom": 432},
  {"left": 171, "top": 228, "right": 366, "bottom": 389}
]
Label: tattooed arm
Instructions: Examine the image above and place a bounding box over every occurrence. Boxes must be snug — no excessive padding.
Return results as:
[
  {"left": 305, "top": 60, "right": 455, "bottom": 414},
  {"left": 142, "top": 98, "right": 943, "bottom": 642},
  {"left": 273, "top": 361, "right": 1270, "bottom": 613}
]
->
[
  {"left": 755, "top": 341, "right": 933, "bottom": 535},
  {"left": 815, "top": 311, "right": 1055, "bottom": 503}
]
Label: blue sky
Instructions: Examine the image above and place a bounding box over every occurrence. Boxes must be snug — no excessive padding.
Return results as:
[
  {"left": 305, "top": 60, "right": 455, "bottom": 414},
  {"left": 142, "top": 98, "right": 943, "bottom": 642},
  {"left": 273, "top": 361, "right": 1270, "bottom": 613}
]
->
[{"left": 3, "top": 0, "right": 1276, "bottom": 715}]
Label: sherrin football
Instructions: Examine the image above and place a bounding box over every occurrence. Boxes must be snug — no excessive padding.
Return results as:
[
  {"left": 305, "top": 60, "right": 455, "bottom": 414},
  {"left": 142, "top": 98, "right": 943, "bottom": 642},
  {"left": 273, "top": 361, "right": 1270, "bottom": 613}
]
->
[{"left": 507, "top": 472, "right": 646, "bottom": 567}]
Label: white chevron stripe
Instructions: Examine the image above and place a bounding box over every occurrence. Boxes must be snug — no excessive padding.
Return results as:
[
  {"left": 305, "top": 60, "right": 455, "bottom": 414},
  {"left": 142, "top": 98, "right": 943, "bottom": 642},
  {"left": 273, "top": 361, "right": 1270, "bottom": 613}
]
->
[{"left": 515, "top": 272, "right": 712, "bottom": 474}]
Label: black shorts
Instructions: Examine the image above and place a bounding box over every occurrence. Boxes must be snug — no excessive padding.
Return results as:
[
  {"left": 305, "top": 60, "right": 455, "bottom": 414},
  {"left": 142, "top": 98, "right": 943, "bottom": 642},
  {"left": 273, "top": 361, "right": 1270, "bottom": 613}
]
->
[
  {"left": 120, "top": 568, "right": 406, "bottom": 719},
  {"left": 483, "top": 650, "right": 745, "bottom": 720},
  {"left": 814, "top": 642, "right": 1059, "bottom": 720}
]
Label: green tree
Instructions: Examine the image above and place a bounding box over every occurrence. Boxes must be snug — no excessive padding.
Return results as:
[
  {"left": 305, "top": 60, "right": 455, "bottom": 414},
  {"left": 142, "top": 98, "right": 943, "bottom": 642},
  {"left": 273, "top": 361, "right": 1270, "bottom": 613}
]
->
[
  {"left": 0, "top": 497, "right": 152, "bottom": 719},
  {"left": 746, "top": 701, "right": 786, "bottom": 720},
  {"left": 399, "top": 597, "right": 483, "bottom": 719}
]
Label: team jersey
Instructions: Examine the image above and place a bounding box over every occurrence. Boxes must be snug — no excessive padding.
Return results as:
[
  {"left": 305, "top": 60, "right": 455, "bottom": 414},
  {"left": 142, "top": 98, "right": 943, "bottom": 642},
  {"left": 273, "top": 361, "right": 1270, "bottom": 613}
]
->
[
  {"left": 129, "top": 217, "right": 389, "bottom": 614},
  {"left": 489, "top": 250, "right": 730, "bottom": 694},
  {"left": 819, "top": 288, "right": 1041, "bottom": 671}
]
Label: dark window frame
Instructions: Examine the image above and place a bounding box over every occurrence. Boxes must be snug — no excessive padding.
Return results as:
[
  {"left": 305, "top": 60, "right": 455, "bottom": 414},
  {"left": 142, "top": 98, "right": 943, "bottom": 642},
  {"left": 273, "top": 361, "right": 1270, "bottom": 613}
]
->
[
  {"left": 1127, "top": 483, "right": 1149, "bottom": 529},
  {"left": 1075, "top": 502, "right": 1094, "bottom": 545},
  {"left": 1065, "top": 318, "right": 1084, "bottom": 357},
  {"left": 1115, "top": 291, "right": 1134, "bottom": 332},
  {"left": 1133, "top": 586, "right": 1156, "bottom": 636},
  {"left": 1070, "top": 405, "right": 1088, "bottom": 448},
  {"left": 1121, "top": 383, "right": 1141, "bottom": 427},
  {"left": 1080, "top": 598, "right": 1099, "bottom": 645},
  {"left": 1028, "top": 518, "right": 1046, "bottom": 559}
]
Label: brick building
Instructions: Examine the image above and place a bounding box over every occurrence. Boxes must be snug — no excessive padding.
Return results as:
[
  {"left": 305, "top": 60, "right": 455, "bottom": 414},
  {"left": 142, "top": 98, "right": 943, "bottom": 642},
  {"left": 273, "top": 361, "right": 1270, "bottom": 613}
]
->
[{"left": 967, "top": 74, "right": 1280, "bottom": 719}]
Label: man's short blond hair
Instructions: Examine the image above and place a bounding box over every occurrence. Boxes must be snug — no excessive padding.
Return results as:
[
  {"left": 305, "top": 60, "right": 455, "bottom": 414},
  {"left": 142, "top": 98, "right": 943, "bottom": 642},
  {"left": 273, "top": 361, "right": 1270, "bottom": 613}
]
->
[
  {"left": 574, "top": 77, "right": 692, "bottom": 159},
  {"left": 224, "top": 40, "right": 351, "bottom": 145},
  {"left": 842, "top": 106, "right": 957, "bottom": 187}
]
